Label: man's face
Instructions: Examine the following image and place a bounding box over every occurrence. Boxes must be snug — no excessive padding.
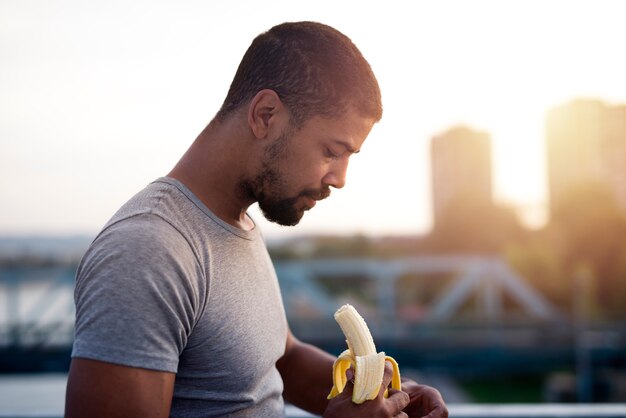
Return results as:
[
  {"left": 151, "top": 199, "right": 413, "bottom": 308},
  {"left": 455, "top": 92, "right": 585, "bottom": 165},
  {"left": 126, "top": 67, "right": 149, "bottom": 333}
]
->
[{"left": 252, "top": 108, "right": 375, "bottom": 226}]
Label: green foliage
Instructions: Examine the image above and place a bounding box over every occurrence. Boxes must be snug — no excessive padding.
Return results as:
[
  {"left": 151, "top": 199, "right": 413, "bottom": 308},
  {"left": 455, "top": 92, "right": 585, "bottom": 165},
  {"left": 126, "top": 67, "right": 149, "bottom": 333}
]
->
[
  {"left": 459, "top": 374, "right": 545, "bottom": 403},
  {"left": 549, "top": 182, "right": 626, "bottom": 319}
]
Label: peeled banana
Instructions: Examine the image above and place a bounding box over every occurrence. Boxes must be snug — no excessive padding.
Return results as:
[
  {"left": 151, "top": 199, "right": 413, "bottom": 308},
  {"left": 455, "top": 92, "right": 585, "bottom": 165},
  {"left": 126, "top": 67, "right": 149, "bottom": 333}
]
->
[{"left": 327, "top": 304, "right": 402, "bottom": 404}]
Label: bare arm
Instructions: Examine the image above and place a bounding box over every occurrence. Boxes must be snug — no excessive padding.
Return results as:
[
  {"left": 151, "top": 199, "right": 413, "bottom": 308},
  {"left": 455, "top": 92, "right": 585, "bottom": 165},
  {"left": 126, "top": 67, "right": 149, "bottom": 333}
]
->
[
  {"left": 65, "top": 358, "right": 176, "bottom": 418},
  {"left": 276, "top": 329, "right": 336, "bottom": 414}
]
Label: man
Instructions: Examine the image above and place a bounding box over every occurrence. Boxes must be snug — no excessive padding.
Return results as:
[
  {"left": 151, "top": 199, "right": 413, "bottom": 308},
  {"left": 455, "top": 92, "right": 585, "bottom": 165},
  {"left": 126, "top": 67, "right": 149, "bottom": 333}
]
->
[{"left": 65, "top": 21, "right": 448, "bottom": 418}]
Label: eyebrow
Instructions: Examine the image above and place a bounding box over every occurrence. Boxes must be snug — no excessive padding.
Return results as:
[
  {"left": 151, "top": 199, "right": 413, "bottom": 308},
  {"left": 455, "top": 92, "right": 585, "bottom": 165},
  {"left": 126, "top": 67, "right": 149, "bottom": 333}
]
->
[{"left": 334, "top": 140, "right": 360, "bottom": 154}]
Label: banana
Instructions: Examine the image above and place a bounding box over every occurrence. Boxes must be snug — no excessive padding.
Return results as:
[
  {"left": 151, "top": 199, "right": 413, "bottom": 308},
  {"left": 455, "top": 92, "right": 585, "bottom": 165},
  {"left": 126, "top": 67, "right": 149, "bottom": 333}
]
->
[{"left": 327, "top": 304, "right": 402, "bottom": 404}]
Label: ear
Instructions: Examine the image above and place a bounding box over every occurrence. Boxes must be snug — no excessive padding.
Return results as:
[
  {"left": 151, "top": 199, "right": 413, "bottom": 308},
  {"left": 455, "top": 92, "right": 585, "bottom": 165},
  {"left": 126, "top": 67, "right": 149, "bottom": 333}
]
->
[{"left": 247, "top": 89, "right": 287, "bottom": 139}]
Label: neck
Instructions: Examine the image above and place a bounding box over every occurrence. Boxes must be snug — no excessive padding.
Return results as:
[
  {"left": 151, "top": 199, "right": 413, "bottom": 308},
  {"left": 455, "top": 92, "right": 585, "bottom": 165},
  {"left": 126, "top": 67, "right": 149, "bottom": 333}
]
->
[{"left": 168, "top": 118, "right": 257, "bottom": 230}]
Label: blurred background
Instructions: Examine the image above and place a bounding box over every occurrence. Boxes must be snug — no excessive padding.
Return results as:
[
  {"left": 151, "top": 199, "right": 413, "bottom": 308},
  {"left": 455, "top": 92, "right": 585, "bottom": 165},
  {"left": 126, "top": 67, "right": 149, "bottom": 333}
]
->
[{"left": 1, "top": 0, "right": 626, "bottom": 416}]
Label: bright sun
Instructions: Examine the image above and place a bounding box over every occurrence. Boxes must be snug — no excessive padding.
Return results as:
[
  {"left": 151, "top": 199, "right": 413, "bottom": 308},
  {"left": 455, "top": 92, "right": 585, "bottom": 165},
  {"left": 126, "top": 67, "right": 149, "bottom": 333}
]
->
[{"left": 469, "top": 94, "right": 557, "bottom": 229}]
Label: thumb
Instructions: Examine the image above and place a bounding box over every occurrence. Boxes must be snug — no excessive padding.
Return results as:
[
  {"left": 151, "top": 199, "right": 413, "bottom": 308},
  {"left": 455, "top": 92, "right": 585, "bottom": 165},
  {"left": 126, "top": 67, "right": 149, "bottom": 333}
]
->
[{"left": 340, "top": 375, "right": 354, "bottom": 399}]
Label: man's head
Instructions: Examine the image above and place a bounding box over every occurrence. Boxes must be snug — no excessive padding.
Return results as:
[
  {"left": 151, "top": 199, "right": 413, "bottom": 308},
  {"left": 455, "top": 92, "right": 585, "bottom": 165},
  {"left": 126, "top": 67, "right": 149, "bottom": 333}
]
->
[
  {"left": 223, "top": 22, "right": 381, "bottom": 226},
  {"left": 216, "top": 21, "right": 382, "bottom": 127}
]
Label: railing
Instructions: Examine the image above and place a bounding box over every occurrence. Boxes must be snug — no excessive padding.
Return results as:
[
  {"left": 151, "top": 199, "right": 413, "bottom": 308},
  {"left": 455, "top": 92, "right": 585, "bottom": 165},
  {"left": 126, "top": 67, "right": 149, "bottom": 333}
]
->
[{"left": 1, "top": 404, "right": 625, "bottom": 418}]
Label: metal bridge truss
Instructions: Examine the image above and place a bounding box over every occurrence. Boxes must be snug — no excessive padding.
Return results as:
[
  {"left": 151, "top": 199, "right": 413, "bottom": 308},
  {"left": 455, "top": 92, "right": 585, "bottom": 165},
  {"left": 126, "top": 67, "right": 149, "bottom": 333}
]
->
[
  {"left": 0, "top": 267, "right": 75, "bottom": 347},
  {"left": 0, "top": 256, "right": 563, "bottom": 348},
  {"left": 275, "top": 255, "right": 563, "bottom": 323}
]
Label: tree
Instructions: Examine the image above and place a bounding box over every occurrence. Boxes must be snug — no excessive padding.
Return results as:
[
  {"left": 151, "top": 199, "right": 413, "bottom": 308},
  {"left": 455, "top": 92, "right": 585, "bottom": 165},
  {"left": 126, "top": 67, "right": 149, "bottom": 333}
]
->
[{"left": 549, "top": 182, "right": 626, "bottom": 317}]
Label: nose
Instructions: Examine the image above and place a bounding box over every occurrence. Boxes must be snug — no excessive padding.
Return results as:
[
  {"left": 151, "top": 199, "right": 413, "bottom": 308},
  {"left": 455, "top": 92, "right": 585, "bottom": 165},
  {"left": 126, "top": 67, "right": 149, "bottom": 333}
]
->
[{"left": 323, "top": 158, "right": 349, "bottom": 189}]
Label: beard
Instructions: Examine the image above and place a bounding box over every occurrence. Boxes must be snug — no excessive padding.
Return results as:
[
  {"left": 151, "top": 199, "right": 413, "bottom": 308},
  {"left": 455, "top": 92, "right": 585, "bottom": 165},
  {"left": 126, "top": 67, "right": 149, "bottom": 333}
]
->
[
  {"left": 259, "top": 186, "right": 307, "bottom": 226},
  {"left": 254, "top": 164, "right": 331, "bottom": 226},
  {"left": 239, "top": 131, "right": 331, "bottom": 226}
]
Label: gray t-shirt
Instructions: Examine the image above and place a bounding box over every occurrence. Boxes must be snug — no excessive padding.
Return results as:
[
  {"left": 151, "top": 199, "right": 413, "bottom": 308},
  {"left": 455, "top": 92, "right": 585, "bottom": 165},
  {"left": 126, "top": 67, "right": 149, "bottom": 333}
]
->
[{"left": 72, "top": 177, "right": 289, "bottom": 417}]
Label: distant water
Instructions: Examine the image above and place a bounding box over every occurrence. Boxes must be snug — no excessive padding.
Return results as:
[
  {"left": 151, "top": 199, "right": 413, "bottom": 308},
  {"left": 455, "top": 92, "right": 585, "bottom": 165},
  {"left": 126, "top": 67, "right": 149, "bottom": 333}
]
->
[{"left": 0, "top": 374, "right": 66, "bottom": 416}]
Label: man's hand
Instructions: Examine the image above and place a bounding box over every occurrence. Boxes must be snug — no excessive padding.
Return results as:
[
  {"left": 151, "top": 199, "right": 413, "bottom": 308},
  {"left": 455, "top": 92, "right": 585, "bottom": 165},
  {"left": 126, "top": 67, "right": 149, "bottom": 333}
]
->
[
  {"left": 323, "top": 363, "right": 410, "bottom": 418},
  {"left": 400, "top": 379, "right": 448, "bottom": 418},
  {"left": 278, "top": 329, "right": 448, "bottom": 417}
]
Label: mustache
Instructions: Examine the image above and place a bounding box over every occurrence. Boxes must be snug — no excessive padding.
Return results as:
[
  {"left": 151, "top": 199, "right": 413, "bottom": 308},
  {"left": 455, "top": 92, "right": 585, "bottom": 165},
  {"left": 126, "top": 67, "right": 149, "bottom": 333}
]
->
[{"left": 301, "top": 187, "right": 331, "bottom": 201}]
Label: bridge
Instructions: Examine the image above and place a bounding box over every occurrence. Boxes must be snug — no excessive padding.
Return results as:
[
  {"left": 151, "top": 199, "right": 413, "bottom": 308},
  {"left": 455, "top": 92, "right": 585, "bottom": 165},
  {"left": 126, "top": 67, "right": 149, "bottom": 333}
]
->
[
  {"left": 276, "top": 255, "right": 564, "bottom": 324},
  {"left": 1, "top": 255, "right": 564, "bottom": 348},
  {"left": 0, "top": 265, "right": 75, "bottom": 349},
  {"left": 1, "top": 256, "right": 624, "bottom": 402}
]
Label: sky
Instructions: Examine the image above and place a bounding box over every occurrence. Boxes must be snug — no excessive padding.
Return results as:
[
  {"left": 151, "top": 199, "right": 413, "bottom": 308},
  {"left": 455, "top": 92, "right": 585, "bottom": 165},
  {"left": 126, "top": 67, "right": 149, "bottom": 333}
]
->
[{"left": 2, "top": 0, "right": 626, "bottom": 240}]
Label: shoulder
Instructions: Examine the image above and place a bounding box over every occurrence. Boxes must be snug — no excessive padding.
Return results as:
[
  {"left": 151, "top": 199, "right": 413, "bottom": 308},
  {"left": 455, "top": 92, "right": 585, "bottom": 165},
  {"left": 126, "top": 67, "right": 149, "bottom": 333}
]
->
[
  {"left": 91, "top": 212, "right": 195, "bottom": 264},
  {"left": 76, "top": 213, "right": 205, "bottom": 301}
]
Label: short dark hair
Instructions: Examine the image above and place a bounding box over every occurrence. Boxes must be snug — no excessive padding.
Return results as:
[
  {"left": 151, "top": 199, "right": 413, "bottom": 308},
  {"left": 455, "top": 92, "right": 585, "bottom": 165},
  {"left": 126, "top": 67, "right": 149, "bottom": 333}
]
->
[{"left": 215, "top": 21, "right": 382, "bottom": 127}]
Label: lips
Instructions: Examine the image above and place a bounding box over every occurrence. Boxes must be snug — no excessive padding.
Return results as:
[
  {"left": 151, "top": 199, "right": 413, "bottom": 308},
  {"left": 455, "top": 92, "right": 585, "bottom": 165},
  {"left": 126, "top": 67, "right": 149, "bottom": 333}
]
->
[
  {"left": 311, "top": 188, "right": 331, "bottom": 201},
  {"left": 305, "top": 196, "right": 317, "bottom": 209},
  {"left": 300, "top": 188, "right": 331, "bottom": 209}
]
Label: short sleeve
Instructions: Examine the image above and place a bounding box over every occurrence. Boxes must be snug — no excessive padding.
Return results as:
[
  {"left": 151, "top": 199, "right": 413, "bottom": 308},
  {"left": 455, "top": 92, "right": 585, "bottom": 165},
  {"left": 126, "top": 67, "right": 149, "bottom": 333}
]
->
[{"left": 71, "top": 214, "right": 206, "bottom": 373}]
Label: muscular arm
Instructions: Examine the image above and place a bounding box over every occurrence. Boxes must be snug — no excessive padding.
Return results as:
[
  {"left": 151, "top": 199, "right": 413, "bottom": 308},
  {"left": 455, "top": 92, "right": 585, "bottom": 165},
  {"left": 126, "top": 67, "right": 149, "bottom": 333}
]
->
[
  {"left": 276, "top": 329, "right": 336, "bottom": 414},
  {"left": 65, "top": 358, "right": 176, "bottom": 418}
]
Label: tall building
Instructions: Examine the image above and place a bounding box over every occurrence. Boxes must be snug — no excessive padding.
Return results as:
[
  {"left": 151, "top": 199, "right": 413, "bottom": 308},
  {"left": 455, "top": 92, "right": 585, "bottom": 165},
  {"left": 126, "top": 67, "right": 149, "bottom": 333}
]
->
[
  {"left": 546, "top": 99, "right": 626, "bottom": 215},
  {"left": 430, "top": 126, "right": 493, "bottom": 228}
]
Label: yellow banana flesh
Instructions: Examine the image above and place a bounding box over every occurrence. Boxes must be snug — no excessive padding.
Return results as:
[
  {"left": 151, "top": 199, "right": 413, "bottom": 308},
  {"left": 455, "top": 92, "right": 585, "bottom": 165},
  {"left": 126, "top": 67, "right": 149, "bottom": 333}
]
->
[{"left": 327, "top": 304, "right": 402, "bottom": 404}]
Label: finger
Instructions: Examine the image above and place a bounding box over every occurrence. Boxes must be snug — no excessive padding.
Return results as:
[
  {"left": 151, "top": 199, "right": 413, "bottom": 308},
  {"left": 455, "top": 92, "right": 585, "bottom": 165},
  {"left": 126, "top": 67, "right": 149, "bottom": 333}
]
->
[
  {"left": 377, "top": 361, "right": 394, "bottom": 397},
  {"left": 392, "top": 413, "right": 409, "bottom": 418},
  {"left": 386, "top": 388, "right": 410, "bottom": 412},
  {"left": 420, "top": 386, "right": 447, "bottom": 409},
  {"left": 339, "top": 375, "right": 354, "bottom": 399},
  {"left": 345, "top": 367, "right": 355, "bottom": 382},
  {"left": 421, "top": 405, "right": 449, "bottom": 418}
]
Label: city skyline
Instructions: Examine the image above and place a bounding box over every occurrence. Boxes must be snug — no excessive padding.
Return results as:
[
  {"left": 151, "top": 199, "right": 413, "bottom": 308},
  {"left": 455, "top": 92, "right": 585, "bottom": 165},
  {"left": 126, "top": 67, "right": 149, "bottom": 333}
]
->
[
  {"left": 547, "top": 99, "right": 626, "bottom": 216},
  {"left": 2, "top": 0, "right": 626, "bottom": 239}
]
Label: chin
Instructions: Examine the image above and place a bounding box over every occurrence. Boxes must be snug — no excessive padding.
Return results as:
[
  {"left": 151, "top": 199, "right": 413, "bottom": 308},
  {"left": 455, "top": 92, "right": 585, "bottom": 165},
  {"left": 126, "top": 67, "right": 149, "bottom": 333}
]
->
[
  {"left": 258, "top": 194, "right": 309, "bottom": 226},
  {"left": 260, "top": 208, "right": 305, "bottom": 227},
  {"left": 277, "top": 211, "right": 305, "bottom": 226}
]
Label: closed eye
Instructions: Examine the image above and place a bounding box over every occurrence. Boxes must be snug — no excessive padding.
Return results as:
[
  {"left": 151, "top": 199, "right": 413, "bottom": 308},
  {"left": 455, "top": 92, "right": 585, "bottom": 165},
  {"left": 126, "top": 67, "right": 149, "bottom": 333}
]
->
[{"left": 324, "top": 148, "right": 341, "bottom": 160}]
